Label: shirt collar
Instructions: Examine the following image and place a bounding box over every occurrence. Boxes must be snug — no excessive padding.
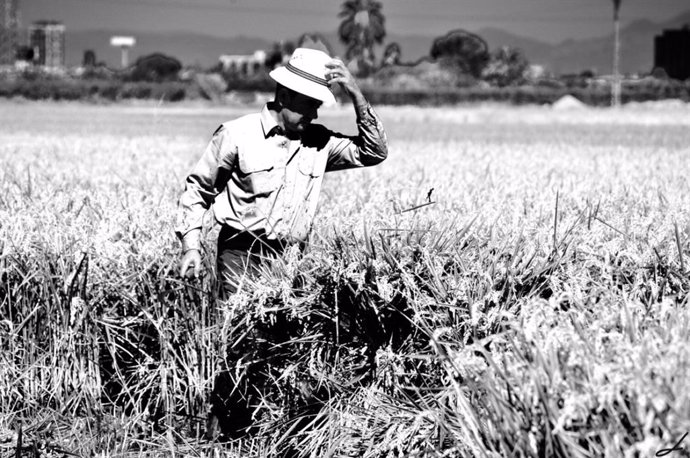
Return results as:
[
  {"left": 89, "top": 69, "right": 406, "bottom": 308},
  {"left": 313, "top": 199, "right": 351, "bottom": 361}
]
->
[{"left": 260, "top": 104, "right": 284, "bottom": 138}]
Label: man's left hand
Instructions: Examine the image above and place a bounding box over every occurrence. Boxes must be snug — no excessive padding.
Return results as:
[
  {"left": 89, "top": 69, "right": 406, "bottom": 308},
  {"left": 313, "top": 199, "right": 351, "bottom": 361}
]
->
[{"left": 325, "top": 59, "right": 362, "bottom": 99}]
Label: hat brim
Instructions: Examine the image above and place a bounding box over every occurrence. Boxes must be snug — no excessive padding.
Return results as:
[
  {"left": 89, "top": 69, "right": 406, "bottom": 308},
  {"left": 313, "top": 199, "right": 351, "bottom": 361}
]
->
[{"left": 270, "top": 67, "right": 336, "bottom": 106}]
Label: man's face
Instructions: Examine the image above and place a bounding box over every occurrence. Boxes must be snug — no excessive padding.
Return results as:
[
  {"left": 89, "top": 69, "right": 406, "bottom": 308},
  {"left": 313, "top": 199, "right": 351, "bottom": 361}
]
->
[{"left": 279, "top": 90, "right": 322, "bottom": 136}]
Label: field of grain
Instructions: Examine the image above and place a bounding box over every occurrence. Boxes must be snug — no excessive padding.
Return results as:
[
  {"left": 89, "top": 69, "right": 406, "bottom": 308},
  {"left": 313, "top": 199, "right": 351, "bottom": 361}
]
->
[{"left": 1, "top": 98, "right": 690, "bottom": 457}]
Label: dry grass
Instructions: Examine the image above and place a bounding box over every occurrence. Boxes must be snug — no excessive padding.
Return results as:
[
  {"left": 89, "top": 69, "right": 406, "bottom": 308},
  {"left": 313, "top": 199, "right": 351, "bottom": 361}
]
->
[{"left": 1, "top": 99, "right": 690, "bottom": 457}]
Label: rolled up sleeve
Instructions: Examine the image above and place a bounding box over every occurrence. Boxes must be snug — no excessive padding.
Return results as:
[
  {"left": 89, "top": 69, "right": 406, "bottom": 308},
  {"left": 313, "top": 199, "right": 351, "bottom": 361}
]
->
[
  {"left": 325, "top": 102, "right": 388, "bottom": 171},
  {"left": 175, "top": 126, "right": 236, "bottom": 252}
]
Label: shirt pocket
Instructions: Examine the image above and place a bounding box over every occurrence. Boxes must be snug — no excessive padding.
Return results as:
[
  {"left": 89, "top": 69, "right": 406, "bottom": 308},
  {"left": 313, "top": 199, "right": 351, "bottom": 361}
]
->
[
  {"left": 297, "top": 149, "right": 326, "bottom": 178},
  {"left": 238, "top": 152, "right": 282, "bottom": 196}
]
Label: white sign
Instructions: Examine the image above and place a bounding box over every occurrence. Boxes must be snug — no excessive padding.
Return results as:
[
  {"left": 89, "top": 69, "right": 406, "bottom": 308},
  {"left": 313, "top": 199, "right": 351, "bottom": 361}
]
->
[{"left": 110, "top": 36, "right": 136, "bottom": 47}]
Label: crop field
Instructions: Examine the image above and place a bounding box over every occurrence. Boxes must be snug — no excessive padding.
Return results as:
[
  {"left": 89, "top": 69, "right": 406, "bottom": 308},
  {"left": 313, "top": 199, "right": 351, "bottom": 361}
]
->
[{"left": 1, "top": 98, "right": 690, "bottom": 457}]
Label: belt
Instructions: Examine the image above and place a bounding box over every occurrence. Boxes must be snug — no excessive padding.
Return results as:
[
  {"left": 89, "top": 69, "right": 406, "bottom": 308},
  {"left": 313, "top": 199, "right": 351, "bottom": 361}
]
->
[{"left": 218, "top": 226, "right": 287, "bottom": 253}]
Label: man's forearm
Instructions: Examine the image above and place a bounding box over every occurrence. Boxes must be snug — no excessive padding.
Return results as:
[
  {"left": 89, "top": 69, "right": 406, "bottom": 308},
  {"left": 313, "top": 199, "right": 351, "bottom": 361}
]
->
[
  {"left": 351, "top": 85, "right": 387, "bottom": 159},
  {"left": 180, "top": 228, "right": 202, "bottom": 253},
  {"left": 175, "top": 189, "right": 209, "bottom": 253},
  {"left": 350, "top": 88, "right": 369, "bottom": 119}
]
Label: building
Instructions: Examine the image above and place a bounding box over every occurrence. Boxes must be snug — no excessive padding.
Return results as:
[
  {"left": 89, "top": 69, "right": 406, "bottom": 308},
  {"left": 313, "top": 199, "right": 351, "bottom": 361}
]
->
[
  {"left": 654, "top": 26, "right": 690, "bottom": 80},
  {"left": 29, "top": 20, "right": 66, "bottom": 68},
  {"left": 219, "top": 50, "right": 267, "bottom": 76},
  {"left": 0, "top": 0, "right": 19, "bottom": 65}
]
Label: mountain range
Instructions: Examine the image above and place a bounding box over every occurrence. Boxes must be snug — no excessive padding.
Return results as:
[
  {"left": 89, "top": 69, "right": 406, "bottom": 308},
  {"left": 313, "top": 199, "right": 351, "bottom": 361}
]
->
[{"left": 58, "top": 10, "right": 690, "bottom": 75}]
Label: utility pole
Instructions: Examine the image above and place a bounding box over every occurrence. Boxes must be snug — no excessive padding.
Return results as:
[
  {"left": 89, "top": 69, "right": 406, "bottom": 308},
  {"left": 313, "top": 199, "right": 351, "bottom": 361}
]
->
[{"left": 611, "top": 0, "right": 622, "bottom": 107}]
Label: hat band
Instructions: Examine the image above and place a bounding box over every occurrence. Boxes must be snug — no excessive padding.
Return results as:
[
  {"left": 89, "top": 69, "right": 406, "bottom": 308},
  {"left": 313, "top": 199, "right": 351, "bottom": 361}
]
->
[{"left": 286, "top": 62, "right": 328, "bottom": 87}]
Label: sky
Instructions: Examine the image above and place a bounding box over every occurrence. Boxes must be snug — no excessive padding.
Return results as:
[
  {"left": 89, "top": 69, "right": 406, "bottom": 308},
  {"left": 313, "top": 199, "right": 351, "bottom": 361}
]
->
[{"left": 18, "top": 0, "right": 689, "bottom": 44}]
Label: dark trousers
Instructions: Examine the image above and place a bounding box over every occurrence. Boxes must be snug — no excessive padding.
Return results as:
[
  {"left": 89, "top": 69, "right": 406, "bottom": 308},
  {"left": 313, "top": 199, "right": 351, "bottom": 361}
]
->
[
  {"left": 208, "top": 226, "right": 289, "bottom": 439},
  {"left": 216, "top": 225, "right": 287, "bottom": 298}
]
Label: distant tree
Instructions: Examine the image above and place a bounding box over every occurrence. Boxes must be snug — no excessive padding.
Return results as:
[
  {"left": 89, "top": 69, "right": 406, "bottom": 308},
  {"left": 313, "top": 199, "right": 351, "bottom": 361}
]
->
[
  {"left": 129, "top": 53, "right": 182, "bottom": 82},
  {"left": 282, "top": 40, "right": 296, "bottom": 57},
  {"left": 611, "top": 0, "right": 622, "bottom": 107},
  {"left": 650, "top": 66, "right": 669, "bottom": 80},
  {"left": 297, "top": 32, "right": 334, "bottom": 55},
  {"left": 265, "top": 42, "right": 284, "bottom": 70},
  {"left": 430, "top": 30, "right": 490, "bottom": 79},
  {"left": 482, "top": 46, "right": 529, "bottom": 87},
  {"left": 579, "top": 69, "right": 596, "bottom": 79},
  {"left": 265, "top": 40, "right": 296, "bottom": 70},
  {"left": 83, "top": 49, "right": 96, "bottom": 67},
  {"left": 338, "top": 0, "right": 386, "bottom": 75},
  {"left": 382, "top": 42, "right": 401, "bottom": 66}
]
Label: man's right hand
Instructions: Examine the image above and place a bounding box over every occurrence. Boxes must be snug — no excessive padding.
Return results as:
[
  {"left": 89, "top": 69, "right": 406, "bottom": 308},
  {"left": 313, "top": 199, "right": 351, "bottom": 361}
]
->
[{"left": 180, "top": 249, "right": 202, "bottom": 279}]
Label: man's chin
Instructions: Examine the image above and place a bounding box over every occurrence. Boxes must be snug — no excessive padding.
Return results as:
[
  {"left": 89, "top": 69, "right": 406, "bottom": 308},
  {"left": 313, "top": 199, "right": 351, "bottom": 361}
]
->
[{"left": 287, "top": 123, "right": 309, "bottom": 135}]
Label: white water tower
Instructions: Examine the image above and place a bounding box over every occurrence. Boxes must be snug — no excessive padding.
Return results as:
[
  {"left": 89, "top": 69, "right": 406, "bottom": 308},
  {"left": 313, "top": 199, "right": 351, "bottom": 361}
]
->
[{"left": 110, "top": 36, "right": 136, "bottom": 68}]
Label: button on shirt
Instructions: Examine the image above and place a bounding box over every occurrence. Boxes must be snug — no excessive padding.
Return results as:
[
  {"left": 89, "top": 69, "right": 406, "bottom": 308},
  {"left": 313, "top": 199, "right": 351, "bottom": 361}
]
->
[{"left": 175, "top": 102, "right": 388, "bottom": 252}]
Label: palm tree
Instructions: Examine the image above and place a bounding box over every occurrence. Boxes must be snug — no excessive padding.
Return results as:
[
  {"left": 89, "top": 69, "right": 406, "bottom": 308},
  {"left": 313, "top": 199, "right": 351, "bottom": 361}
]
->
[
  {"left": 611, "top": 0, "right": 622, "bottom": 107},
  {"left": 338, "top": 0, "right": 386, "bottom": 75}
]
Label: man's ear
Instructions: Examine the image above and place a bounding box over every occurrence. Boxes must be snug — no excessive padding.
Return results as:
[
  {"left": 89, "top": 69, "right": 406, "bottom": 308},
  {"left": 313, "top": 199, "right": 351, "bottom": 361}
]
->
[{"left": 275, "top": 86, "right": 290, "bottom": 107}]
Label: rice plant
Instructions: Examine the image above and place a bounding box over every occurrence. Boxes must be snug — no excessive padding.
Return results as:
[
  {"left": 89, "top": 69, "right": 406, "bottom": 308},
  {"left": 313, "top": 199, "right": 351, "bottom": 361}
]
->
[{"left": 1, "top": 100, "right": 689, "bottom": 457}]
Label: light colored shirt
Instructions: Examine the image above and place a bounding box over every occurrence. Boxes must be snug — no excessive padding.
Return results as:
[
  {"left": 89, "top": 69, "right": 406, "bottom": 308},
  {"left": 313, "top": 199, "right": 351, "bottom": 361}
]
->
[{"left": 175, "top": 102, "right": 387, "bottom": 252}]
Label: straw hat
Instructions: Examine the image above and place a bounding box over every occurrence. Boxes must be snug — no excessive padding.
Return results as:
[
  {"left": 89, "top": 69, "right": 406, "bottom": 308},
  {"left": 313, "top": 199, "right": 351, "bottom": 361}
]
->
[{"left": 269, "top": 48, "right": 337, "bottom": 106}]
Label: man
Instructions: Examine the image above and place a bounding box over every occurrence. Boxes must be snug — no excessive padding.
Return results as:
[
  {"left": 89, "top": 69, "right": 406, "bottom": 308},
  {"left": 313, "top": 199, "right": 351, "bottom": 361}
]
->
[
  {"left": 176, "top": 47, "right": 388, "bottom": 295},
  {"left": 175, "top": 48, "right": 388, "bottom": 438}
]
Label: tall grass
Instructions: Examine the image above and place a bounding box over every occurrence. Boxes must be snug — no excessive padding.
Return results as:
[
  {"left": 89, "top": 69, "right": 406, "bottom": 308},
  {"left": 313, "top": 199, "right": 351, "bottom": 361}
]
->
[{"left": 1, "top": 100, "right": 690, "bottom": 457}]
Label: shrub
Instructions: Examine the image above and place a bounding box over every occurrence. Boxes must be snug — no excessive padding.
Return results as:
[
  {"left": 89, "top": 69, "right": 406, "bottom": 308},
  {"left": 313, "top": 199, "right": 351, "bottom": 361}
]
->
[
  {"left": 359, "top": 80, "right": 690, "bottom": 106},
  {"left": 120, "top": 83, "right": 152, "bottom": 99},
  {"left": 149, "top": 82, "right": 187, "bottom": 101},
  {"left": 223, "top": 70, "right": 275, "bottom": 92},
  {"left": 99, "top": 83, "right": 121, "bottom": 101},
  {"left": 1, "top": 71, "right": 688, "bottom": 105},
  {"left": 372, "top": 59, "right": 475, "bottom": 90},
  {"left": 127, "top": 53, "right": 183, "bottom": 82},
  {"left": 0, "top": 78, "right": 196, "bottom": 102},
  {"left": 483, "top": 46, "right": 529, "bottom": 87}
]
